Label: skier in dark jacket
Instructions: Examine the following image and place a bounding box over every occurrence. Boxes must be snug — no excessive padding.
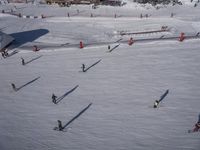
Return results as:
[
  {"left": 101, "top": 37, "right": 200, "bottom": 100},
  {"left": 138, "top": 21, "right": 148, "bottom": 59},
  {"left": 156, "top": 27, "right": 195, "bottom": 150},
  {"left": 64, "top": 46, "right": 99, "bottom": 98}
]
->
[
  {"left": 21, "top": 57, "right": 25, "bottom": 65},
  {"left": 1, "top": 52, "right": 5, "bottom": 58},
  {"left": 33, "top": 45, "right": 39, "bottom": 52},
  {"left": 57, "top": 120, "right": 63, "bottom": 131},
  {"left": 4, "top": 50, "right": 8, "bottom": 57},
  {"left": 52, "top": 94, "right": 57, "bottom": 104},
  {"left": 82, "top": 64, "right": 85, "bottom": 72},
  {"left": 11, "top": 83, "right": 17, "bottom": 91},
  {"left": 153, "top": 90, "right": 169, "bottom": 108},
  {"left": 1, "top": 50, "right": 8, "bottom": 58}
]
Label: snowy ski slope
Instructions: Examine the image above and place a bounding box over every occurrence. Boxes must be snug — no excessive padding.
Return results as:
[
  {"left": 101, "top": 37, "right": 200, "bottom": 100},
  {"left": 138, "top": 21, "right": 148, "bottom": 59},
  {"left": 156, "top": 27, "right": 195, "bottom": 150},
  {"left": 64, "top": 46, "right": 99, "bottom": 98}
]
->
[{"left": 0, "top": 1, "right": 200, "bottom": 150}]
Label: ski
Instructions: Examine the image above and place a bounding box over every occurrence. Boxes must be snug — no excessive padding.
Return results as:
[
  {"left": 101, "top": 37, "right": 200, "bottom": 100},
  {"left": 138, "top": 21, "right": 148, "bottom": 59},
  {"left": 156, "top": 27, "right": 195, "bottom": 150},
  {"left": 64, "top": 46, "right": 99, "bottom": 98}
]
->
[{"left": 53, "top": 126, "right": 70, "bottom": 132}]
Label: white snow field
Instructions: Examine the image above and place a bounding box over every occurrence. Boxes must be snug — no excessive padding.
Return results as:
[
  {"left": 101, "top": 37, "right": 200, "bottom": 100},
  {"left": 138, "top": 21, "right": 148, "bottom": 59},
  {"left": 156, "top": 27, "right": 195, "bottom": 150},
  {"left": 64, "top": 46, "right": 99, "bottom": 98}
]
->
[{"left": 0, "top": 1, "right": 200, "bottom": 150}]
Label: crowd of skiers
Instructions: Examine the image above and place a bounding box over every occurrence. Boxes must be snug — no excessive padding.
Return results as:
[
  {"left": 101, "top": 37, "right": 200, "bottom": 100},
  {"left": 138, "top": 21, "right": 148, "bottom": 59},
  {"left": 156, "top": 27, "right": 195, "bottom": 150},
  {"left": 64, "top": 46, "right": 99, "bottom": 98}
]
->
[{"left": 4, "top": 43, "right": 199, "bottom": 133}]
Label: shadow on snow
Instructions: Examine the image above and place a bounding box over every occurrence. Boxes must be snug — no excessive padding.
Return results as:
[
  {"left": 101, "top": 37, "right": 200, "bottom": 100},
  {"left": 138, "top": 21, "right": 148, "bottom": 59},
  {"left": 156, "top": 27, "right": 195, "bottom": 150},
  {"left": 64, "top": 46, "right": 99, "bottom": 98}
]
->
[
  {"left": 84, "top": 59, "right": 102, "bottom": 72},
  {"left": 14, "top": 76, "right": 40, "bottom": 91},
  {"left": 55, "top": 85, "right": 79, "bottom": 104},
  {"left": 62, "top": 103, "right": 92, "bottom": 130},
  {"left": 9, "top": 29, "right": 49, "bottom": 50},
  {"left": 24, "top": 55, "right": 43, "bottom": 65}
]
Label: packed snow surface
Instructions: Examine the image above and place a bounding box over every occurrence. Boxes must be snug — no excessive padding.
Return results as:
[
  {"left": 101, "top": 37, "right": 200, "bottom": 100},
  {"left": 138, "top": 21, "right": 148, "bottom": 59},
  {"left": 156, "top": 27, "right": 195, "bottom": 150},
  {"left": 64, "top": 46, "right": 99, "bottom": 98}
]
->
[{"left": 0, "top": 1, "right": 200, "bottom": 150}]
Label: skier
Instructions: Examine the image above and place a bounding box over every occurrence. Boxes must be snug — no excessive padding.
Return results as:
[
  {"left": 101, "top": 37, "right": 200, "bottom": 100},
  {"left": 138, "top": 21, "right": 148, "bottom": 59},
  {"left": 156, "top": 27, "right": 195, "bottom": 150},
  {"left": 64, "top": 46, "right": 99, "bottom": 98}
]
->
[
  {"left": 11, "top": 83, "right": 17, "bottom": 91},
  {"left": 128, "top": 37, "right": 134, "bottom": 45},
  {"left": 4, "top": 50, "right": 8, "bottom": 57},
  {"left": 82, "top": 64, "right": 85, "bottom": 72},
  {"left": 21, "top": 57, "right": 25, "bottom": 65},
  {"left": 41, "top": 14, "right": 45, "bottom": 19},
  {"left": 1, "top": 52, "right": 5, "bottom": 58},
  {"left": 108, "top": 45, "right": 110, "bottom": 50},
  {"left": 192, "top": 113, "right": 200, "bottom": 132},
  {"left": 18, "top": 13, "right": 22, "bottom": 17},
  {"left": 170, "top": 13, "right": 174, "bottom": 18},
  {"left": 1, "top": 50, "right": 8, "bottom": 58},
  {"left": 153, "top": 90, "right": 169, "bottom": 108},
  {"left": 153, "top": 100, "right": 160, "bottom": 108},
  {"left": 57, "top": 120, "right": 63, "bottom": 131},
  {"left": 33, "top": 45, "right": 39, "bottom": 52},
  {"left": 52, "top": 94, "right": 57, "bottom": 104}
]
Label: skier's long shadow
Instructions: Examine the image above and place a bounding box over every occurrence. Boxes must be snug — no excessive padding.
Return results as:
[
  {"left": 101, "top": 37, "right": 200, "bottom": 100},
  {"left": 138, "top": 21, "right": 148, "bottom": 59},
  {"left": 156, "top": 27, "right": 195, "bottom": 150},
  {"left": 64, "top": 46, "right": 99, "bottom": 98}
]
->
[
  {"left": 24, "top": 55, "right": 43, "bottom": 65},
  {"left": 55, "top": 85, "right": 79, "bottom": 104},
  {"left": 108, "top": 44, "right": 120, "bottom": 53},
  {"left": 60, "top": 43, "right": 70, "bottom": 47},
  {"left": 62, "top": 103, "right": 92, "bottom": 130},
  {"left": 158, "top": 89, "right": 169, "bottom": 102},
  {"left": 7, "top": 50, "right": 19, "bottom": 58},
  {"left": 84, "top": 59, "right": 102, "bottom": 72},
  {"left": 114, "top": 38, "right": 123, "bottom": 43},
  {"left": 16, "top": 76, "right": 40, "bottom": 91}
]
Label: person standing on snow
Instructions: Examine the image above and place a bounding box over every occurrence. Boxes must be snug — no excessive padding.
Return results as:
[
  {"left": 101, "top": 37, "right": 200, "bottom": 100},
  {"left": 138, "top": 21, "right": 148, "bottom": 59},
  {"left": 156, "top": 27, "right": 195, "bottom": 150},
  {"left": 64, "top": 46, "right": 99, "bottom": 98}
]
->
[
  {"left": 21, "top": 57, "right": 25, "bottom": 65},
  {"left": 11, "top": 83, "right": 17, "bottom": 91},
  {"left": 82, "top": 64, "right": 86, "bottom": 72},
  {"left": 153, "top": 100, "right": 160, "bottom": 108},
  {"left": 33, "top": 45, "right": 39, "bottom": 52},
  {"left": 1, "top": 50, "right": 8, "bottom": 58},
  {"left": 192, "top": 113, "right": 200, "bottom": 132},
  {"left": 140, "top": 13, "right": 143, "bottom": 18},
  {"left": 1, "top": 52, "right": 5, "bottom": 58},
  {"left": 4, "top": 50, "right": 8, "bottom": 57},
  {"left": 108, "top": 45, "right": 110, "bottom": 50},
  {"left": 153, "top": 90, "right": 169, "bottom": 108},
  {"left": 52, "top": 94, "right": 57, "bottom": 104},
  {"left": 57, "top": 120, "right": 63, "bottom": 131}
]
